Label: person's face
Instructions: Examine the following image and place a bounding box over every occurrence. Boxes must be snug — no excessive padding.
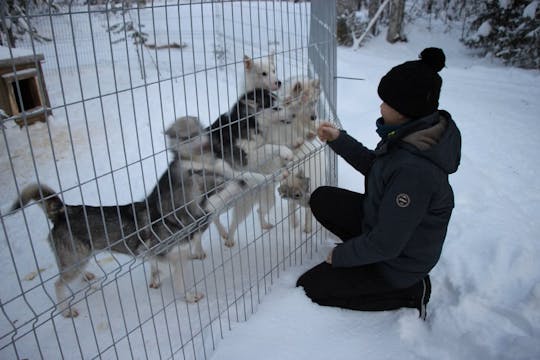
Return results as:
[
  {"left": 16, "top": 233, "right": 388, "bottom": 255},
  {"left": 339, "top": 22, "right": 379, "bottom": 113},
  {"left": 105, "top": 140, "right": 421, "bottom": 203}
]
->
[{"left": 380, "top": 102, "right": 408, "bottom": 126}]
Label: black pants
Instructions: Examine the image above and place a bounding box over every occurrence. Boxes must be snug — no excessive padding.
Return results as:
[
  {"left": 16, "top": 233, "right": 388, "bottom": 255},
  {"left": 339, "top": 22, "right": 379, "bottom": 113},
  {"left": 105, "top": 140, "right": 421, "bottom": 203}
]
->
[{"left": 297, "top": 186, "right": 430, "bottom": 315}]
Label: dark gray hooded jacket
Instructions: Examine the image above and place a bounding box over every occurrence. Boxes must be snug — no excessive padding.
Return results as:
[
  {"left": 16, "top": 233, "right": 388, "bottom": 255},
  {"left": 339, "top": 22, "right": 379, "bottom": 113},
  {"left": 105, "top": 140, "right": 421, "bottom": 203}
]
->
[{"left": 328, "top": 110, "right": 461, "bottom": 288}]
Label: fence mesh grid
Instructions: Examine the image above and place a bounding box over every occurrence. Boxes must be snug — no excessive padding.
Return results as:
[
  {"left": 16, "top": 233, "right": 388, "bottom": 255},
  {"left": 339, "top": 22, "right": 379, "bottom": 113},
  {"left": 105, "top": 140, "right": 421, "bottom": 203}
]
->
[{"left": 0, "top": 1, "right": 337, "bottom": 359}]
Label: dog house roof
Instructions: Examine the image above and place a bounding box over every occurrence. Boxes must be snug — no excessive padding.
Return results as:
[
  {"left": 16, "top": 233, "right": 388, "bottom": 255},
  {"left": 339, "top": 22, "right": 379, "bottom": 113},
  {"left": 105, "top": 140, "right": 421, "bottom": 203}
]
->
[{"left": 0, "top": 46, "right": 44, "bottom": 67}]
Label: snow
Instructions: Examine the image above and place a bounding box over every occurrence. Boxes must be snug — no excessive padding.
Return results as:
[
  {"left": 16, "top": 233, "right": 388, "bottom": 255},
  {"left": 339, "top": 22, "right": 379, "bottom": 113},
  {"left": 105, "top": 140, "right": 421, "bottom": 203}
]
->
[
  {"left": 476, "top": 20, "right": 492, "bottom": 38},
  {"left": 1, "top": 2, "right": 540, "bottom": 360},
  {"left": 523, "top": 1, "right": 539, "bottom": 18},
  {"left": 499, "top": 0, "right": 512, "bottom": 9},
  {"left": 0, "top": 45, "right": 36, "bottom": 61}
]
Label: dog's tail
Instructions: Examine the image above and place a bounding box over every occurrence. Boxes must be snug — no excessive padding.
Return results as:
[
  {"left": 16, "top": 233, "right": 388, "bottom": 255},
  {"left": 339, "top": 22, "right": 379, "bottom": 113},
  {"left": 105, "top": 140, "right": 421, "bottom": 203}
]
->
[{"left": 10, "top": 184, "right": 64, "bottom": 221}]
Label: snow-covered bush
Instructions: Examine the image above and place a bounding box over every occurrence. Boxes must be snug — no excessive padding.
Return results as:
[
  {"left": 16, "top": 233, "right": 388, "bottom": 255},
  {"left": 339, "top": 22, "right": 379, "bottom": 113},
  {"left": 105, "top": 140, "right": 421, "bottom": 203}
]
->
[
  {"left": 0, "top": 0, "right": 56, "bottom": 47},
  {"left": 463, "top": 0, "right": 540, "bottom": 69}
]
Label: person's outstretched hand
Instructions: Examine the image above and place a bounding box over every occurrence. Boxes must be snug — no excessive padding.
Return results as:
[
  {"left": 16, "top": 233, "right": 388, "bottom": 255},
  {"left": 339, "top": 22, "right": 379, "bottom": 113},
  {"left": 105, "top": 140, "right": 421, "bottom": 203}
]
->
[{"left": 317, "top": 122, "right": 340, "bottom": 142}]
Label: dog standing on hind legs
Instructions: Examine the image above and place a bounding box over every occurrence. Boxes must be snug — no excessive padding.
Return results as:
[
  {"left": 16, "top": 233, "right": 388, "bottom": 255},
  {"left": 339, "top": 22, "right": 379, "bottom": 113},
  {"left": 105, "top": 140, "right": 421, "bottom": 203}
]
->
[{"left": 206, "top": 53, "right": 281, "bottom": 168}]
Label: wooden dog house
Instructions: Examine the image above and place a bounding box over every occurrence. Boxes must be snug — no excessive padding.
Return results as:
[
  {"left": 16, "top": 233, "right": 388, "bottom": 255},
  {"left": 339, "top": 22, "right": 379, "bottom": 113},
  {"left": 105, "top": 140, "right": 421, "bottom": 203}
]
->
[{"left": 0, "top": 47, "right": 51, "bottom": 127}]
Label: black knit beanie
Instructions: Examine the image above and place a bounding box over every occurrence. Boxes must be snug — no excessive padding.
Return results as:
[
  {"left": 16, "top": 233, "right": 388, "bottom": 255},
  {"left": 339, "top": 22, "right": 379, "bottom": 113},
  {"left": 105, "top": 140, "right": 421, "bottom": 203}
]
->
[{"left": 377, "top": 48, "right": 446, "bottom": 119}]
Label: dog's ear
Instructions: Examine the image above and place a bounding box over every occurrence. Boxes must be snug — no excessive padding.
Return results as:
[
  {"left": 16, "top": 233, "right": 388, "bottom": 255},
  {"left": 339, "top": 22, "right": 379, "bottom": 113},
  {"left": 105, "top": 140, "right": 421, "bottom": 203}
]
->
[
  {"left": 268, "top": 50, "right": 275, "bottom": 65},
  {"left": 277, "top": 184, "right": 287, "bottom": 197},
  {"left": 290, "top": 81, "right": 303, "bottom": 98},
  {"left": 244, "top": 55, "right": 253, "bottom": 70},
  {"left": 312, "top": 79, "right": 322, "bottom": 99},
  {"left": 165, "top": 121, "right": 179, "bottom": 138}
]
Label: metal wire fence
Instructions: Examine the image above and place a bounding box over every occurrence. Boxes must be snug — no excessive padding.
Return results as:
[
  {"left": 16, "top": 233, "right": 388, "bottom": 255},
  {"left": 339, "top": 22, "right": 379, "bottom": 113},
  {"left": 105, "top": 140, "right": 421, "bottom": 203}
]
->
[{"left": 0, "top": 1, "right": 338, "bottom": 359}]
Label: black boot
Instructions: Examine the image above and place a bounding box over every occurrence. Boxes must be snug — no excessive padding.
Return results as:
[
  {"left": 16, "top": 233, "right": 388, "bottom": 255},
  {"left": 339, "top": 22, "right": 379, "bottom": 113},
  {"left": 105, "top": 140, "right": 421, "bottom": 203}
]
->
[{"left": 398, "top": 275, "right": 431, "bottom": 320}]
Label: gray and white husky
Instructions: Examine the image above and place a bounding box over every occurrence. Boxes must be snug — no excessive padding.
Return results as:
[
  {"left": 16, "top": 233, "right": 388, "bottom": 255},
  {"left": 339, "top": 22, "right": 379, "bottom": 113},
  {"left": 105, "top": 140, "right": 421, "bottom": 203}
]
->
[{"left": 9, "top": 117, "right": 245, "bottom": 317}]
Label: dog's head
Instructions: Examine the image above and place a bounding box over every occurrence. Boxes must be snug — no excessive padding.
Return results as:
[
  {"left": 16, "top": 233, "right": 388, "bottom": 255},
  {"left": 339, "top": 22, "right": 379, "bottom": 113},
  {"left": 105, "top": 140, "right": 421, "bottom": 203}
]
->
[
  {"left": 165, "top": 116, "right": 209, "bottom": 158},
  {"left": 243, "top": 53, "right": 282, "bottom": 91},
  {"left": 282, "top": 78, "right": 321, "bottom": 122},
  {"left": 278, "top": 170, "right": 310, "bottom": 207}
]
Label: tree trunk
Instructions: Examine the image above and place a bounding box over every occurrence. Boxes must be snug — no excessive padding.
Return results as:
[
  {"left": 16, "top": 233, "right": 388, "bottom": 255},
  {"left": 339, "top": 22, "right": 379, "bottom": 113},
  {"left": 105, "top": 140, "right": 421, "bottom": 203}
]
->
[
  {"left": 368, "top": 0, "right": 380, "bottom": 35},
  {"left": 386, "top": 0, "right": 406, "bottom": 43}
]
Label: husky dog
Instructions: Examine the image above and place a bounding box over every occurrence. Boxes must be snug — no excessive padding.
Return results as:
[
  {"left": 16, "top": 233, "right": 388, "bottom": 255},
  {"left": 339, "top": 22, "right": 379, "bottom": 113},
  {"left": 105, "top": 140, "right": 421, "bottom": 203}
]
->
[
  {"left": 9, "top": 118, "right": 245, "bottom": 317},
  {"left": 278, "top": 169, "right": 313, "bottom": 233},
  {"left": 209, "top": 105, "right": 298, "bottom": 246},
  {"left": 207, "top": 54, "right": 282, "bottom": 168},
  {"left": 207, "top": 88, "right": 278, "bottom": 167}
]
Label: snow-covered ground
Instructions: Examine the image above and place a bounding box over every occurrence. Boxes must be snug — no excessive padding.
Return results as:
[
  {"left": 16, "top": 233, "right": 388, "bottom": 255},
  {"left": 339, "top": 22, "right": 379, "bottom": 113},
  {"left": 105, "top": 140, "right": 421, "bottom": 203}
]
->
[{"left": 1, "top": 2, "right": 539, "bottom": 360}]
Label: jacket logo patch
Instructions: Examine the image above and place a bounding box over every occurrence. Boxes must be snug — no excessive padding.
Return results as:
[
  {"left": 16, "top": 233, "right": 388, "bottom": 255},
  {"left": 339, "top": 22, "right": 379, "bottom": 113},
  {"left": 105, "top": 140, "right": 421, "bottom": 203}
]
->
[{"left": 396, "top": 193, "right": 411, "bottom": 208}]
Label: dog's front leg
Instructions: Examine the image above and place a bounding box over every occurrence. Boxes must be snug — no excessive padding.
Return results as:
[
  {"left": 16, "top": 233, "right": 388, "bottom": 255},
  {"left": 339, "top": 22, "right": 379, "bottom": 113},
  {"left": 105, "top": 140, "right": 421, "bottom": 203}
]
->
[
  {"left": 149, "top": 259, "right": 161, "bottom": 289},
  {"left": 257, "top": 183, "right": 276, "bottom": 230},
  {"left": 246, "top": 144, "right": 294, "bottom": 172},
  {"left": 289, "top": 200, "right": 299, "bottom": 228},
  {"left": 225, "top": 194, "right": 256, "bottom": 247},
  {"left": 213, "top": 217, "right": 230, "bottom": 243},
  {"left": 188, "top": 231, "right": 206, "bottom": 260}
]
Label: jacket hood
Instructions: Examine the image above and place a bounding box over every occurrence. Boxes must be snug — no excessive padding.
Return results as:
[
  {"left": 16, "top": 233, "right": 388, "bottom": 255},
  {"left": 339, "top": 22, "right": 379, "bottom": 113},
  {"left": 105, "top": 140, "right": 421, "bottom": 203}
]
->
[
  {"left": 403, "top": 111, "right": 461, "bottom": 174},
  {"left": 377, "top": 111, "right": 461, "bottom": 174}
]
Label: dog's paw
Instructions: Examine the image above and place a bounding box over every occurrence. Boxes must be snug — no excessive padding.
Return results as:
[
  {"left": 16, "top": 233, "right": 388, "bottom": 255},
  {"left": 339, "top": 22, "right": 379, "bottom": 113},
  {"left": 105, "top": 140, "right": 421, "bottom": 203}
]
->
[
  {"left": 185, "top": 292, "right": 204, "bottom": 303},
  {"left": 303, "top": 225, "right": 312, "bottom": 233},
  {"left": 218, "top": 229, "right": 229, "bottom": 239},
  {"left": 189, "top": 251, "right": 207, "bottom": 260},
  {"left": 261, "top": 222, "right": 274, "bottom": 230},
  {"left": 62, "top": 307, "right": 79, "bottom": 318},
  {"left": 224, "top": 239, "right": 235, "bottom": 248},
  {"left": 279, "top": 147, "right": 294, "bottom": 162},
  {"left": 83, "top": 271, "right": 96, "bottom": 282},
  {"left": 292, "top": 137, "right": 305, "bottom": 149},
  {"left": 306, "top": 131, "right": 317, "bottom": 141},
  {"left": 149, "top": 281, "right": 161, "bottom": 289}
]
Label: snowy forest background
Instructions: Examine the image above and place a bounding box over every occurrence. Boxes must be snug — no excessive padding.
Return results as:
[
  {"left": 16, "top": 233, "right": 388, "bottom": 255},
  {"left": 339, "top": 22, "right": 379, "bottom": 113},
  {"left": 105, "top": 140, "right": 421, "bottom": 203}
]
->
[
  {"left": 2, "top": 1, "right": 540, "bottom": 69},
  {"left": 338, "top": 0, "right": 540, "bottom": 69},
  {"left": 3, "top": 0, "right": 540, "bottom": 70}
]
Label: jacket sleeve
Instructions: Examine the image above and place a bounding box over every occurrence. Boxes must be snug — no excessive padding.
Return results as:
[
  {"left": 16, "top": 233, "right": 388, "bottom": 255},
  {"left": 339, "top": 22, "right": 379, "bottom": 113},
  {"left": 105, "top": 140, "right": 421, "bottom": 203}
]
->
[
  {"left": 328, "top": 130, "right": 375, "bottom": 176},
  {"left": 331, "top": 164, "right": 433, "bottom": 267}
]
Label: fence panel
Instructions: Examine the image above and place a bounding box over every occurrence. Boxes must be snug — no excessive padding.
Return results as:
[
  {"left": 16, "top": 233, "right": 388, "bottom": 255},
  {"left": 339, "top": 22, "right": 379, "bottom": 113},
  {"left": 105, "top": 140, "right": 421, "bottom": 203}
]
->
[{"left": 0, "top": 1, "right": 338, "bottom": 359}]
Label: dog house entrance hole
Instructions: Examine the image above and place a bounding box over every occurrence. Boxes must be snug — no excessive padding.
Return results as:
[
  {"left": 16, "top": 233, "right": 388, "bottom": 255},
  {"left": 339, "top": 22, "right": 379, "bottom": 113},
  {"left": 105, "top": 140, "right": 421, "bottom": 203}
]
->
[{"left": 11, "top": 76, "right": 41, "bottom": 113}]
